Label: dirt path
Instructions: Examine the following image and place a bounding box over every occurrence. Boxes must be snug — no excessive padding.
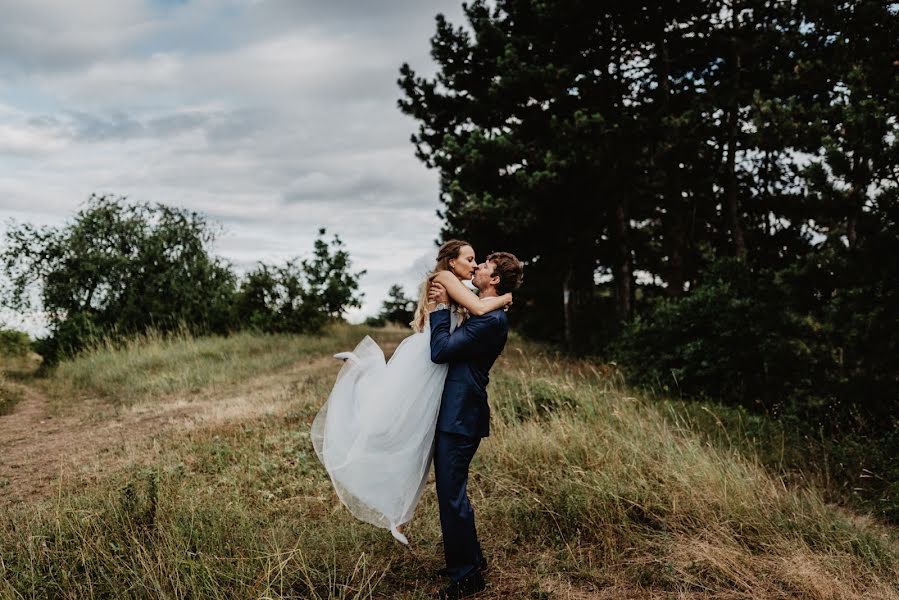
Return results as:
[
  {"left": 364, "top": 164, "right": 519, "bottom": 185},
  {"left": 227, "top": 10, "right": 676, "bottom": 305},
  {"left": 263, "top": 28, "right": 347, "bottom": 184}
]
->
[{"left": 0, "top": 356, "right": 338, "bottom": 506}]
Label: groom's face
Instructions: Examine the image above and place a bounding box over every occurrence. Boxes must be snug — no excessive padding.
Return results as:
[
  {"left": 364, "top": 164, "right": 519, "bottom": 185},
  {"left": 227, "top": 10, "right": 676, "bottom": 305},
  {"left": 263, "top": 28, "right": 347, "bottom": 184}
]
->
[{"left": 472, "top": 260, "right": 496, "bottom": 291}]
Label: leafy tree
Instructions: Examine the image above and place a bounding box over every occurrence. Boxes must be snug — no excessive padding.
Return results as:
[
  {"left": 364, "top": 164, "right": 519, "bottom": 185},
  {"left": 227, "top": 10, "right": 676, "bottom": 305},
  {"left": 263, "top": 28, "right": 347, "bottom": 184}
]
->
[
  {"left": 1, "top": 194, "right": 236, "bottom": 361},
  {"left": 401, "top": 0, "right": 899, "bottom": 517},
  {"left": 398, "top": 0, "right": 812, "bottom": 346},
  {"left": 234, "top": 229, "right": 366, "bottom": 333},
  {"left": 0, "top": 329, "right": 30, "bottom": 358},
  {"left": 612, "top": 258, "right": 831, "bottom": 414},
  {"left": 234, "top": 260, "right": 327, "bottom": 334},
  {"left": 301, "top": 228, "right": 366, "bottom": 320},
  {"left": 399, "top": 1, "right": 636, "bottom": 348},
  {"left": 378, "top": 284, "right": 415, "bottom": 326},
  {"left": 363, "top": 315, "right": 387, "bottom": 328}
]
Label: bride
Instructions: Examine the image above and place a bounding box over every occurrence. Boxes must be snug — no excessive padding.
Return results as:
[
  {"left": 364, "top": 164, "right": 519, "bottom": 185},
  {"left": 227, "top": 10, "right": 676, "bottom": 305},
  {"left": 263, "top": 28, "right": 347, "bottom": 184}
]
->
[{"left": 310, "top": 240, "right": 512, "bottom": 545}]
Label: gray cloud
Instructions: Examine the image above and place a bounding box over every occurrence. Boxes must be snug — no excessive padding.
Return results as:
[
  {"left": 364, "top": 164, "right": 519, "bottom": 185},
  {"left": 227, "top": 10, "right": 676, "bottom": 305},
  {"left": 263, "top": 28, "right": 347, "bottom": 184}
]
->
[
  {"left": 25, "top": 108, "right": 243, "bottom": 142},
  {"left": 0, "top": 0, "right": 156, "bottom": 74},
  {"left": 0, "top": 0, "right": 469, "bottom": 331}
]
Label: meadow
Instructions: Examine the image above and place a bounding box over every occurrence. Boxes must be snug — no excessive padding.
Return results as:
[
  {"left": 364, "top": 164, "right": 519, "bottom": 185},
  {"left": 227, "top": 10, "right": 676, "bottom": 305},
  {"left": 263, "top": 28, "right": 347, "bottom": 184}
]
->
[{"left": 0, "top": 325, "right": 897, "bottom": 599}]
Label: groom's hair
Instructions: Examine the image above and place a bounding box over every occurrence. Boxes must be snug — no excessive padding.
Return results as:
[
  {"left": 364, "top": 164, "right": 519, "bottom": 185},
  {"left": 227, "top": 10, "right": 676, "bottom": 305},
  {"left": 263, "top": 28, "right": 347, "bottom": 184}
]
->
[{"left": 486, "top": 252, "right": 524, "bottom": 295}]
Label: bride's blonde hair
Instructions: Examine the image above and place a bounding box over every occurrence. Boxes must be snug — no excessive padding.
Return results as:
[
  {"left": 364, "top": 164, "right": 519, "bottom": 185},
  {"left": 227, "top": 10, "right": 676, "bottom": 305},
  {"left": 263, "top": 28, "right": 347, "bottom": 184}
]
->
[{"left": 411, "top": 239, "right": 471, "bottom": 332}]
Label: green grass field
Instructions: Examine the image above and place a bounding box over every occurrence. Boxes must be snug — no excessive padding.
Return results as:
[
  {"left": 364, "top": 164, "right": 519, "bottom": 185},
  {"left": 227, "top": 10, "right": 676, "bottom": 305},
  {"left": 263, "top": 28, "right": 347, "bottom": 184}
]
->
[{"left": 1, "top": 326, "right": 896, "bottom": 598}]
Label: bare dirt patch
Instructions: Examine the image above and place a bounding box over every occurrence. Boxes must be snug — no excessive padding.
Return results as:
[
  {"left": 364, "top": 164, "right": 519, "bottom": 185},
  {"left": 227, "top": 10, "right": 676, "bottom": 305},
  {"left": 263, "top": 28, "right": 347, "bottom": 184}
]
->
[{"left": 0, "top": 355, "right": 342, "bottom": 506}]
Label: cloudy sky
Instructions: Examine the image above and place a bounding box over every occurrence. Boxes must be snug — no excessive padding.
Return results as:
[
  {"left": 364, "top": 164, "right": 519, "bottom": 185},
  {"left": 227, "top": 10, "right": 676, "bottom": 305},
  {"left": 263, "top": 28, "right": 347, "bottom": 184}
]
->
[{"left": 0, "top": 0, "right": 468, "bottom": 334}]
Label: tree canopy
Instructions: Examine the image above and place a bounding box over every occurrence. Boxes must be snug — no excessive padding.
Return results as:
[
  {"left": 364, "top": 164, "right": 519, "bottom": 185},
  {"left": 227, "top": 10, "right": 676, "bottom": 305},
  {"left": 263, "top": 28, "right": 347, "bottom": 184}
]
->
[
  {"left": 1, "top": 196, "right": 365, "bottom": 361},
  {"left": 400, "top": 0, "right": 899, "bottom": 518},
  {"left": 399, "top": 0, "right": 899, "bottom": 348}
]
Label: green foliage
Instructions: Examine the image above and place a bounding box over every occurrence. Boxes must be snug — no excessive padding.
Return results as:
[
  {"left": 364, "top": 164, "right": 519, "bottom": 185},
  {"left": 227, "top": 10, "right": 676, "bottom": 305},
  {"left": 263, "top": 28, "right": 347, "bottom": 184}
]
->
[
  {"left": 791, "top": 212, "right": 899, "bottom": 425},
  {"left": 234, "top": 260, "right": 327, "bottom": 334},
  {"left": 301, "top": 228, "right": 366, "bottom": 319},
  {"left": 375, "top": 284, "right": 414, "bottom": 327},
  {"left": 363, "top": 315, "right": 386, "bottom": 327},
  {"left": 399, "top": 0, "right": 898, "bottom": 339},
  {"left": 401, "top": 0, "right": 899, "bottom": 519},
  {"left": 0, "top": 328, "right": 30, "bottom": 358},
  {"left": 612, "top": 259, "right": 829, "bottom": 414},
  {"left": 1, "top": 200, "right": 367, "bottom": 362},
  {"left": 233, "top": 229, "right": 365, "bottom": 334},
  {"left": 613, "top": 253, "right": 899, "bottom": 520},
  {"left": 613, "top": 246, "right": 898, "bottom": 426},
  {"left": 1, "top": 194, "right": 236, "bottom": 362}
]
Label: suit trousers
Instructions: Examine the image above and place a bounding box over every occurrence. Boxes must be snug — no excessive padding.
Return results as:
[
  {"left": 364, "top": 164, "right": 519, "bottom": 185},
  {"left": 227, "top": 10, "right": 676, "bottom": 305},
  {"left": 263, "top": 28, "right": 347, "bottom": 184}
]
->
[{"left": 433, "top": 430, "right": 484, "bottom": 582}]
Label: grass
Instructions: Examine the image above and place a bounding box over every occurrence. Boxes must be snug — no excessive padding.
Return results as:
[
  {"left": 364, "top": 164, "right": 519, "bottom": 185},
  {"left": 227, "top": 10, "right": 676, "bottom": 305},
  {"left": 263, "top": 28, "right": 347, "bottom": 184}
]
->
[
  {"left": 0, "top": 351, "right": 40, "bottom": 415},
  {"left": 0, "top": 373, "right": 23, "bottom": 416},
  {"left": 1, "top": 327, "right": 897, "bottom": 598},
  {"left": 39, "top": 324, "right": 408, "bottom": 410}
]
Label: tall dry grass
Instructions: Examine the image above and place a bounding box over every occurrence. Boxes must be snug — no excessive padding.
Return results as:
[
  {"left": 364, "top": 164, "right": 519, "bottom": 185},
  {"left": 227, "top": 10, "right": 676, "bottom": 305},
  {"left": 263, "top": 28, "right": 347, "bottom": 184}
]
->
[
  {"left": 0, "top": 373, "right": 23, "bottom": 416},
  {"left": 0, "top": 328, "right": 897, "bottom": 598},
  {"left": 39, "top": 324, "right": 407, "bottom": 410},
  {"left": 0, "top": 351, "right": 39, "bottom": 415}
]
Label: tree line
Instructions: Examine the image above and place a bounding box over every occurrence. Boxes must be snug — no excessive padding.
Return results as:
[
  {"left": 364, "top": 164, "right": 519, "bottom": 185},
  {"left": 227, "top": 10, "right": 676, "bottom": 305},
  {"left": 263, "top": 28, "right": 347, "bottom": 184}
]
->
[
  {"left": 399, "top": 1, "right": 898, "bottom": 518},
  {"left": 1, "top": 194, "right": 365, "bottom": 363}
]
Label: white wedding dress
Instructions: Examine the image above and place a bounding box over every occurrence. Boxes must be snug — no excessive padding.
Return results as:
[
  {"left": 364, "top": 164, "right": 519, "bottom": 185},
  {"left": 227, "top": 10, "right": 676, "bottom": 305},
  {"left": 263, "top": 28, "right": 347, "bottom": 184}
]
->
[{"left": 310, "top": 311, "right": 459, "bottom": 543}]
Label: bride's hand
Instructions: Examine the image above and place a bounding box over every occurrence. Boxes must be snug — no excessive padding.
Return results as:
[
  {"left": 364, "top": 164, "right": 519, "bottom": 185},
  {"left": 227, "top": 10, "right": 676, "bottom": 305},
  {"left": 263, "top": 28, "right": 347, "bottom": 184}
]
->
[{"left": 502, "top": 293, "right": 513, "bottom": 311}]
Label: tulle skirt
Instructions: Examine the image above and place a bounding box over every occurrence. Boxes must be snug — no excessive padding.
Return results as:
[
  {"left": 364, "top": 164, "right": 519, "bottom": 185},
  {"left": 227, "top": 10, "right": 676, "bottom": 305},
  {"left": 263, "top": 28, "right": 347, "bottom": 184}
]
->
[{"left": 311, "top": 328, "right": 448, "bottom": 530}]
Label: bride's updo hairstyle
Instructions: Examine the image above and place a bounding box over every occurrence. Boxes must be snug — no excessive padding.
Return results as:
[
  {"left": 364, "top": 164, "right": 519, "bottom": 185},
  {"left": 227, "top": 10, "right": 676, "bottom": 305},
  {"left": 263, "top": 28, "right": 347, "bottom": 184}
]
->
[{"left": 411, "top": 239, "right": 471, "bottom": 332}]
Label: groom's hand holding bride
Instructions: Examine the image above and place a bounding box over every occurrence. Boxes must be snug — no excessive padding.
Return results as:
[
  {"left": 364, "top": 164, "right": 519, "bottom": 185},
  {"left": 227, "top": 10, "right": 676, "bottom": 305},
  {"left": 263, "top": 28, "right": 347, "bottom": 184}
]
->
[{"left": 428, "top": 282, "right": 449, "bottom": 307}]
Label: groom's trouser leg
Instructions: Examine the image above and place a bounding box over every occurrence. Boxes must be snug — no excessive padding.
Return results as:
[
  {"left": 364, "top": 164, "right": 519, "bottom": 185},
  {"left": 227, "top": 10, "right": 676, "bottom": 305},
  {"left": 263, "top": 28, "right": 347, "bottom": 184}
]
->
[{"left": 434, "top": 430, "right": 482, "bottom": 582}]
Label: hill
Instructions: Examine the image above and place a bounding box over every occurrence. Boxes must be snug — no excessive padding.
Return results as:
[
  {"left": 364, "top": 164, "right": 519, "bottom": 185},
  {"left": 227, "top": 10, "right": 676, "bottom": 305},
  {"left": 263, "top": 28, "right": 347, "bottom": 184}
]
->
[{"left": 1, "top": 325, "right": 896, "bottom": 598}]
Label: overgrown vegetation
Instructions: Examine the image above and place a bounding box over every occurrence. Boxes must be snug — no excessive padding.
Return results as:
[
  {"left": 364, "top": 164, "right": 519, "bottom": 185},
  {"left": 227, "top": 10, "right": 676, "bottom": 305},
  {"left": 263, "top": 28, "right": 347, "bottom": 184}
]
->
[
  {"left": 0, "top": 328, "right": 897, "bottom": 598},
  {"left": 612, "top": 253, "right": 899, "bottom": 521},
  {"left": 0, "top": 329, "right": 29, "bottom": 358},
  {"left": 365, "top": 284, "right": 416, "bottom": 328},
  {"left": 40, "top": 324, "right": 390, "bottom": 409},
  {"left": 0, "top": 196, "right": 365, "bottom": 364},
  {"left": 0, "top": 328, "right": 32, "bottom": 414},
  {"left": 0, "top": 373, "right": 22, "bottom": 416}
]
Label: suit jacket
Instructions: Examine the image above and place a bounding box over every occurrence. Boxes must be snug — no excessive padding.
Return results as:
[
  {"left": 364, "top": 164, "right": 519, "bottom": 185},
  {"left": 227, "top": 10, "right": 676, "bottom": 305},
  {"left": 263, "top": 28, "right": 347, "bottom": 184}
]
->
[{"left": 429, "top": 307, "right": 509, "bottom": 438}]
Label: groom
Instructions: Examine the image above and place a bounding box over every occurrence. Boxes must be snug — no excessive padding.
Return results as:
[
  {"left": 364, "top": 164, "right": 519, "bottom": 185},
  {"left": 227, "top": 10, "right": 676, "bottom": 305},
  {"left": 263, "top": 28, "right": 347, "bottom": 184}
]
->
[{"left": 427, "top": 251, "right": 523, "bottom": 599}]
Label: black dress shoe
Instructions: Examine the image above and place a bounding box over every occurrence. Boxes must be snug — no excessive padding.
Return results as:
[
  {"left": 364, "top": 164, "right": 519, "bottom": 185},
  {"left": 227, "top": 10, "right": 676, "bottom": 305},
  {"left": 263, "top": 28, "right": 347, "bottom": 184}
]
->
[
  {"left": 434, "top": 571, "right": 486, "bottom": 599},
  {"left": 436, "top": 556, "right": 489, "bottom": 579}
]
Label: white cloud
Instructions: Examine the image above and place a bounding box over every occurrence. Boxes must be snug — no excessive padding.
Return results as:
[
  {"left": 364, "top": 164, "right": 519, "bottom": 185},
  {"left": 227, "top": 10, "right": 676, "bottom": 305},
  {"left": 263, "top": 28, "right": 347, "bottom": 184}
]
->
[
  {"left": 0, "top": 122, "right": 68, "bottom": 154},
  {"left": 0, "top": 0, "right": 469, "bottom": 334},
  {"left": 0, "top": 0, "right": 157, "bottom": 74}
]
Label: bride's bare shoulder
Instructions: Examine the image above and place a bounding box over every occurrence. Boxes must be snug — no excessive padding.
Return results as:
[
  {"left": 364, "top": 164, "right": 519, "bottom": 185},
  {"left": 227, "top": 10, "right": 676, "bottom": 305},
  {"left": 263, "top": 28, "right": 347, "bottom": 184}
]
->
[{"left": 430, "top": 270, "right": 454, "bottom": 283}]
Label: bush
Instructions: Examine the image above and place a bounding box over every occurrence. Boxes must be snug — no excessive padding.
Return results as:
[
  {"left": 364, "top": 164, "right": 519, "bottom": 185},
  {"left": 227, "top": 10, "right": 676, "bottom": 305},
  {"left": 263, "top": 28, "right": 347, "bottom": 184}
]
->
[
  {"left": 363, "top": 315, "right": 387, "bottom": 328},
  {"left": 233, "top": 261, "right": 327, "bottom": 334},
  {"left": 2, "top": 199, "right": 367, "bottom": 362},
  {"left": 1, "top": 195, "right": 236, "bottom": 363},
  {"left": 233, "top": 230, "right": 365, "bottom": 335},
  {"left": 0, "top": 329, "right": 30, "bottom": 358},
  {"left": 612, "top": 254, "right": 899, "bottom": 521},
  {"left": 375, "top": 284, "right": 414, "bottom": 327},
  {"left": 611, "top": 258, "right": 830, "bottom": 416}
]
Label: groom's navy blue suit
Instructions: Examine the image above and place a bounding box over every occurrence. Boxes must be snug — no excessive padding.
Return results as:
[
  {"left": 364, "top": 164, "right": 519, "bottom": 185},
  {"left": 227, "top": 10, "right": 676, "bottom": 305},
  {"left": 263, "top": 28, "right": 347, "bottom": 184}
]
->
[{"left": 430, "top": 307, "right": 508, "bottom": 583}]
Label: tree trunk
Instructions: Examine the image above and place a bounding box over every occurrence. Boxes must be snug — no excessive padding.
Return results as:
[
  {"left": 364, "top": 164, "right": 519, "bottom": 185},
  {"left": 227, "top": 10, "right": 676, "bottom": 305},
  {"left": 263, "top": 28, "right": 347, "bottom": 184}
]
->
[
  {"left": 562, "top": 258, "right": 597, "bottom": 350},
  {"left": 725, "top": 40, "right": 747, "bottom": 261},
  {"left": 614, "top": 198, "right": 634, "bottom": 322},
  {"left": 562, "top": 266, "right": 573, "bottom": 349},
  {"left": 657, "top": 31, "right": 687, "bottom": 298},
  {"left": 665, "top": 209, "right": 687, "bottom": 297},
  {"left": 846, "top": 156, "right": 866, "bottom": 249}
]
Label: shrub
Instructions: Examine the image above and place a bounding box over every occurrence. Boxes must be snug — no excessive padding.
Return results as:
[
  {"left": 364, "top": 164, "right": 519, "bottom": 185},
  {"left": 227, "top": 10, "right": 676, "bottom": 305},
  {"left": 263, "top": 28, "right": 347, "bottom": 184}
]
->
[
  {"left": 0, "top": 329, "right": 30, "bottom": 358},
  {"left": 611, "top": 259, "right": 830, "bottom": 415}
]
